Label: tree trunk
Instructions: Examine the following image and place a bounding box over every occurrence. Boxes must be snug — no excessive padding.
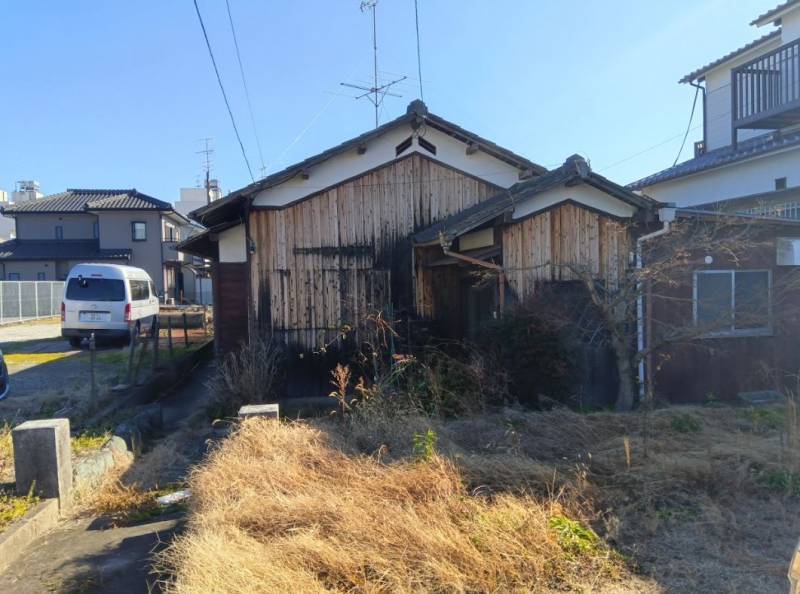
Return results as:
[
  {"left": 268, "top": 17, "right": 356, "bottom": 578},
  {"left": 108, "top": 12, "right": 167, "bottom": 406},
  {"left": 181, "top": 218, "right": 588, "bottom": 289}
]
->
[{"left": 612, "top": 335, "right": 637, "bottom": 411}]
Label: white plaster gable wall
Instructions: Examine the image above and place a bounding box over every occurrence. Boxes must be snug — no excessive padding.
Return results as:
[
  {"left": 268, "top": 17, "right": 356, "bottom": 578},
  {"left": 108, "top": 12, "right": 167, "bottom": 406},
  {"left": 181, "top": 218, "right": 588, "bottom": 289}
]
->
[
  {"left": 703, "top": 36, "right": 782, "bottom": 151},
  {"left": 642, "top": 147, "right": 800, "bottom": 206},
  {"left": 252, "top": 125, "right": 523, "bottom": 208},
  {"left": 779, "top": 7, "right": 800, "bottom": 41},
  {"left": 512, "top": 183, "right": 637, "bottom": 221},
  {"left": 219, "top": 224, "right": 247, "bottom": 263}
]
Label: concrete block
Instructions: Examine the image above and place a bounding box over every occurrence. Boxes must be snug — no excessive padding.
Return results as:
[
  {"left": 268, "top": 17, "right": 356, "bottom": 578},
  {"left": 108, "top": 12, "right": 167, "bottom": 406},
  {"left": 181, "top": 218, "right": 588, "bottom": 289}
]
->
[
  {"left": 238, "top": 403, "right": 279, "bottom": 420},
  {"left": 12, "top": 418, "right": 73, "bottom": 512},
  {"left": 0, "top": 499, "right": 59, "bottom": 574}
]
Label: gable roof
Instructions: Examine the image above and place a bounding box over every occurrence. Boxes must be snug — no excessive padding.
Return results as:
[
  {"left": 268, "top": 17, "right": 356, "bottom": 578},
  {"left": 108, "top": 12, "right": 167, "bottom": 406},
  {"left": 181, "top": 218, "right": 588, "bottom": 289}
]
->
[
  {"left": 3, "top": 189, "right": 177, "bottom": 215},
  {"left": 679, "top": 29, "right": 781, "bottom": 84},
  {"left": 628, "top": 130, "right": 800, "bottom": 190},
  {"left": 0, "top": 239, "right": 131, "bottom": 261},
  {"left": 190, "top": 100, "right": 547, "bottom": 228},
  {"left": 752, "top": 0, "right": 800, "bottom": 26},
  {"left": 413, "top": 155, "right": 659, "bottom": 245}
]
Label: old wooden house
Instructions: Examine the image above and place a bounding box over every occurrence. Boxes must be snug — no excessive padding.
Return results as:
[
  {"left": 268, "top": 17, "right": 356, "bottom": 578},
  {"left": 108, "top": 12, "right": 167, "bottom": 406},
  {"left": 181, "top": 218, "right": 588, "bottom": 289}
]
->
[
  {"left": 179, "top": 100, "right": 800, "bottom": 405},
  {"left": 180, "top": 100, "right": 551, "bottom": 352}
]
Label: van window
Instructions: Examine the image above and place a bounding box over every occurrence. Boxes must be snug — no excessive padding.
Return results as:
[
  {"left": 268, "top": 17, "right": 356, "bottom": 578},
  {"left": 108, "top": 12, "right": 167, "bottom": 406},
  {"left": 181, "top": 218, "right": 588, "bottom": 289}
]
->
[
  {"left": 66, "top": 277, "right": 125, "bottom": 302},
  {"left": 130, "top": 280, "right": 149, "bottom": 301}
]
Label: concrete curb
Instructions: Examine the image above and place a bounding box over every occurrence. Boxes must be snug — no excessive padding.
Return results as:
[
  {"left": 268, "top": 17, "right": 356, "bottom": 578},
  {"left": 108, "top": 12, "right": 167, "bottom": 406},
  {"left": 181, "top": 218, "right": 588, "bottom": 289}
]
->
[{"left": 0, "top": 499, "right": 59, "bottom": 574}]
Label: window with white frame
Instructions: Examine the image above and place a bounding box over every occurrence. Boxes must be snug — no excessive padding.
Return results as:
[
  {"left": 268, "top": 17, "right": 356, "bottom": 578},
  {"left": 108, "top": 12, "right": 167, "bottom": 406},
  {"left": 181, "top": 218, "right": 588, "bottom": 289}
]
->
[{"left": 693, "top": 270, "right": 772, "bottom": 337}]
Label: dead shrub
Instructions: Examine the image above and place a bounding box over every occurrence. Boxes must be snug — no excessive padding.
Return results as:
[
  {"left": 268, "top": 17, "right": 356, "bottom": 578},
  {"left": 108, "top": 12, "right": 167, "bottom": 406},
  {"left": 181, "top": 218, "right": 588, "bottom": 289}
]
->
[{"left": 206, "top": 335, "right": 284, "bottom": 418}]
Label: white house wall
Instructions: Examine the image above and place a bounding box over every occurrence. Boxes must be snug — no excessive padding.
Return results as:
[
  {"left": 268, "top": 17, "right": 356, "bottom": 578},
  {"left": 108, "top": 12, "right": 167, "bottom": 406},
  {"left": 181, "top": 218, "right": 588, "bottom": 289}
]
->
[
  {"left": 781, "top": 8, "right": 800, "bottom": 41},
  {"left": 512, "top": 183, "right": 637, "bottom": 220},
  {"left": 252, "top": 125, "right": 522, "bottom": 208},
  {"left": 642, "top": 147, "right": 800, "bottom": 206},
  {"left": 218, "top": 224, "right": 247, "bottom": 263}
]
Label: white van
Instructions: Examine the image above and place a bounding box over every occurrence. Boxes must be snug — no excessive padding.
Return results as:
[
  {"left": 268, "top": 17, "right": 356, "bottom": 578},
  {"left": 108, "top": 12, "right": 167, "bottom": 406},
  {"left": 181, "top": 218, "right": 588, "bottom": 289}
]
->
[{"left": 61, "top": 263, "right": 159, "bottom": 346}]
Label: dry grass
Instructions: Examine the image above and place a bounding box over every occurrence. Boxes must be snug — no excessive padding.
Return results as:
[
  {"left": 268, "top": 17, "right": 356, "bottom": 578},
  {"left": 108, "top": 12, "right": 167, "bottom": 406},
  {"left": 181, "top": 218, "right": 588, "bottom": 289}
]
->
[
  {"left": 159, "top": 419, "right": 651, "bottom": 593},
  {"left": 0, "top": 423, "right": 11, "bottom": 483},
  {"left": 159, "top": 401, "right": 800, "bottom": 593}
]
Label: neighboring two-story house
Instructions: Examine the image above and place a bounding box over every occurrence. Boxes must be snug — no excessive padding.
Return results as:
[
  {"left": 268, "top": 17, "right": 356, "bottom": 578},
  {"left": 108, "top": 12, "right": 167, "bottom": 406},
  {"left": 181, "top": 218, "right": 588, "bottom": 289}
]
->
[
  {"left": 631, "top": 1, "right": 800, "bottom": 209},
  {"left": 0, "top": 188, "right": 189, "bottom": 296}
]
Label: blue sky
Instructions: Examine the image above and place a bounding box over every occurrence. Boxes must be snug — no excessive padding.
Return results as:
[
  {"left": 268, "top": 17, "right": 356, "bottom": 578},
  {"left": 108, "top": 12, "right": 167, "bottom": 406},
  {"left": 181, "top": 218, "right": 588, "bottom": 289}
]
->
[{"left": 0, "top": 0, "right": 782, "bottom": 202}]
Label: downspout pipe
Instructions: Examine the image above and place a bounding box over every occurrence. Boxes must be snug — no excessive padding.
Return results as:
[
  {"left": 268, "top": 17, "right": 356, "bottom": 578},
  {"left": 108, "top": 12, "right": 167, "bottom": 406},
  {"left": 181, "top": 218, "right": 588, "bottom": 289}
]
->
[
  {"left": 636, "top": 204, "right": 676, "bottom": 400},
  {"left": 689, "top": 81, "right": 707, "bottom": 152}
]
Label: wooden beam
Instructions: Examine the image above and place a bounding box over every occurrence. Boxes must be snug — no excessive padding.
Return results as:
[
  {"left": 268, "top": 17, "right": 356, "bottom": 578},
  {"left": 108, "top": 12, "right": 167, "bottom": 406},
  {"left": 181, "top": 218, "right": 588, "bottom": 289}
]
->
[
  {"left": 466, "top": 142, "right": 480, "bottom": 155},
  {"left": 299, "top": 169, "right": 310, "bottom": 180},
  {"left": 357, "top": 143, "right": 367, "bottom": 155}
]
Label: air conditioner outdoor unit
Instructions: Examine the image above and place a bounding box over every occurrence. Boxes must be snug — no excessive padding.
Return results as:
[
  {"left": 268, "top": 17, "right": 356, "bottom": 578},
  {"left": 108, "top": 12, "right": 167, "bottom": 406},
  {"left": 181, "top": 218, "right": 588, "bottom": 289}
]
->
[{"left": 776, "top": 237, "right": 800, "bottom": 265}]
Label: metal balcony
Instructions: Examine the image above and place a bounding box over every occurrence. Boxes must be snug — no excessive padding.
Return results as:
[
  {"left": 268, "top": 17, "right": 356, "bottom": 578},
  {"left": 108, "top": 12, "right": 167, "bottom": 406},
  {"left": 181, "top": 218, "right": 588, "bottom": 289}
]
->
[{"left": 733, "top": 38, "right": 800, "bottom": 130}]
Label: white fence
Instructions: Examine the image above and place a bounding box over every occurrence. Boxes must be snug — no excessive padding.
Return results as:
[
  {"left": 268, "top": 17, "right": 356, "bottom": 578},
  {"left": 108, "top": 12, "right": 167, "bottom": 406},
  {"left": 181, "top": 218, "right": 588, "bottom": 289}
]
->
[{"left": 0, "top": 281, "right": 64, "bottom": 325}]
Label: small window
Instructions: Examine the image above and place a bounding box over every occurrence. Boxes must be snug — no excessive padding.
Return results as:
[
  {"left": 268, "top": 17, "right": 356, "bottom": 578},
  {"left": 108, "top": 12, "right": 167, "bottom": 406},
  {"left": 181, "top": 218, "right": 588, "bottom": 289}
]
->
[
  {"left": 418, "top": 136, "right": 437, "bottom": 155},
  {"left": 776, "top": 177, "right": 788, "bottom": 191},
  {"left": 7, "top": 273, "right": 20, "bottom": 281},
  {"left": 132, "top": 221, "right": 147, "bottom": 241},
  {"left": 129, "top": 280, "right": 149, "bottom": 301},
  {"left": 395, "top": 136, "right": 413, "bottom": 156},
  {"left": 694, "top": 270, "right": 771, "bottom": 337},
  {"left": 93, "top": 221, "right": 99, "bottom": 239},
  {"left": 149, "top": 280, "right": 158, "bottom": 297},
  {"left": 36, "top": 272, "right": 46, "bottom": 281},
  {"left": 55, "top": 226, "right": 63, "bottom": 240}
]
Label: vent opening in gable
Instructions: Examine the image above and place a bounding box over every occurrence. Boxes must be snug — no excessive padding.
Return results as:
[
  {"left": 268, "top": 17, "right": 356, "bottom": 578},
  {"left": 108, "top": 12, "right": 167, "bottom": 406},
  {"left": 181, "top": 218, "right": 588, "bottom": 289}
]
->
[
  {"left": 395, "top": 136, "right": 413, "bottom": 156},
  {"left": 418, "top": 137, "right": 437, "bottom": 155}
]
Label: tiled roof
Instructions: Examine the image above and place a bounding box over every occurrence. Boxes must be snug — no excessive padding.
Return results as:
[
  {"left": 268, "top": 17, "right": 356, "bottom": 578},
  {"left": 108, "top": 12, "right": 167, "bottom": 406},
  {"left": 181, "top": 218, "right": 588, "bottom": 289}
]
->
[
  {"left": 3, "top": 189, "right": 172, "bottom": 214},
  {"left": 679, "top": 30, "right": 781, "bottom": 83},
  {"left": 628, "top": 130, "right": 800, "bottom": 189},
  {"left": 190, "top": 100, "right": 548, "bottom": 228},
  {"left": 751, "top": 0, "right": 800, "bottom": 26},
  {"left": 414, "top": 155, "right": 658, "bottom": 245},
  {"left": 0, "top": 240, "right": 131, "bottom": 261}
]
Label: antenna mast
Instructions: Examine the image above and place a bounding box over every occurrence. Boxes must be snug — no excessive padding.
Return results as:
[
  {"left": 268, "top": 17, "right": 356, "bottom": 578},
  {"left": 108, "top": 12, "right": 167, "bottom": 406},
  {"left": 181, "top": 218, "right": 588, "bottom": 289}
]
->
[
  {"left": 196, "top": 138, "right": 215, "bottom": 205},
  {"left": 340, "top": 0, "right": 406, "bottom": 128}
]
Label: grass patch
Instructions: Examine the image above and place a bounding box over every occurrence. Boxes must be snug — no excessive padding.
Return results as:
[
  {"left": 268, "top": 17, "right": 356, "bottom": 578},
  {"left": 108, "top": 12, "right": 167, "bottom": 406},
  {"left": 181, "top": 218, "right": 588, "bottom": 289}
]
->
[
  {"left": 670, "top": 413, "right": 702, "bottom": 433},
  {"left": 0, "top": 423, "right": 12, "bottom": 481},
  {"left": 739, "top": 406, "right": 785, "bottom": 432},
  {"left": 0, "top": 486, "right": 39, "bottom": 532},
  {"left": 4, "top": 352, "right": 76, "bottom": 367},
  {"left": 158, "top": 419, "right": 630, "bottom": 593},
  {"left": 91, "top": 481, "right": 187, "bottom": 527},
  {"left": 71, "top": 430, "right": 110, "bottom": 456},
  {"left": 757, "top": 468, "right": 800, "bottom": 496}
]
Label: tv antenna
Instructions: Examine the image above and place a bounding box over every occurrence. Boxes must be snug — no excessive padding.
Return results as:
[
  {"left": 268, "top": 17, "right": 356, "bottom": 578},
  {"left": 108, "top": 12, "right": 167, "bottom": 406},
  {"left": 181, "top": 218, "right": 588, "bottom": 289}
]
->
[
  {"left": 196, "top": 138, "right": 215, "bottom": 204},
  {"left": 340, "top": 0, "right": 406, "bottom": 128}
]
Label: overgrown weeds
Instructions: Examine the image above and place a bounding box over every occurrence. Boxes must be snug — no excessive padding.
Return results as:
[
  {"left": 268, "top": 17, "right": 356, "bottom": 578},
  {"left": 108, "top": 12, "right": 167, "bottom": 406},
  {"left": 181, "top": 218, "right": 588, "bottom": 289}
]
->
[
  {"left": 159, "top": 419, "right": 633, "bottom": 593},
  {"left": 206, "top": 336, "right": 284, "bottom": 418}
]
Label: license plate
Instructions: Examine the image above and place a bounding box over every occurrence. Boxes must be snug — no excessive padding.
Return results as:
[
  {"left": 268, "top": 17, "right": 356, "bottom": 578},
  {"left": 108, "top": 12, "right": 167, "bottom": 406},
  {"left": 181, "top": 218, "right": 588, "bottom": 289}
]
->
[{"left": 79, "top": 311, "right": 111, "bottom": 322}]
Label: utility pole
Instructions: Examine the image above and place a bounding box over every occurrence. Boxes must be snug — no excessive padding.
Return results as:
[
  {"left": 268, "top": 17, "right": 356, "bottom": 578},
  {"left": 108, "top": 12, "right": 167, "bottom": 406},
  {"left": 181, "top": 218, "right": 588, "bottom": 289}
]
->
[{"left": 340, "top": 0, "right": 407, "bottom": 128}]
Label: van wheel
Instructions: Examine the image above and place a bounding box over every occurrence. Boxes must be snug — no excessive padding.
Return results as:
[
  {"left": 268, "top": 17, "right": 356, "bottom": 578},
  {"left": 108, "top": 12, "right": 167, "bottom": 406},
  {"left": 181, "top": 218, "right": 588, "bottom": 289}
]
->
[{"left": 68, "top": 337, "right": 82, "bottom": 348}]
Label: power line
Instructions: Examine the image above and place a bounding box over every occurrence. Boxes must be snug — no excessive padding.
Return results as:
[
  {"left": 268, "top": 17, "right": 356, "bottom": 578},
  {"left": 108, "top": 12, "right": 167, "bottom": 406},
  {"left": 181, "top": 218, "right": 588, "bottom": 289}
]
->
[
  {"left": 191, "top": 0, "right": 255, "bottom": 182},
  {"left": 414, "top": 0, "right": 424, "bottom": 100},
  {"left": 224, "top": 0, "right": 266, "bottom": 177},
  {"left": 672, "top": 84, "right": 701, "bottom": 167}
]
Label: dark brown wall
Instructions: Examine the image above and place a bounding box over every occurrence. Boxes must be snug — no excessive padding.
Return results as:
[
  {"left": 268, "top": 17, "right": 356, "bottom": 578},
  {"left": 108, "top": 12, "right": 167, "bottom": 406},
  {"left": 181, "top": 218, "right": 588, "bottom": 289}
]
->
[
  {"left": 213, "top": 262, "right": 249, "bottom": 353},
  {"left": 651, "top": 227, "right": 800, "bottom": 402}
]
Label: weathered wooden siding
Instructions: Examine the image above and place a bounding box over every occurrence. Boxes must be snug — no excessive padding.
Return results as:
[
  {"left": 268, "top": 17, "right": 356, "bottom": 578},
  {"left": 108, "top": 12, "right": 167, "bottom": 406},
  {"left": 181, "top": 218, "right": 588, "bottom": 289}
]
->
[
  {"left": 503, "top": 202, "right": 630, "bottom": 300},
  {"left": 249, "top": 153, "right": 501, "bottom": 349}
]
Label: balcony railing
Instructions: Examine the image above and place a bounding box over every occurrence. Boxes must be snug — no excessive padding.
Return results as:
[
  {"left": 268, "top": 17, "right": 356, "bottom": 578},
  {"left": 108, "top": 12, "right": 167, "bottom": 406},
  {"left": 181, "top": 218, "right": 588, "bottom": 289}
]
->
[
  {"left": 733, "top": 38, "right": 800, "bottom": 130},
  {"left": 162, "top": 240, "right": 183, "bottom": 263}
]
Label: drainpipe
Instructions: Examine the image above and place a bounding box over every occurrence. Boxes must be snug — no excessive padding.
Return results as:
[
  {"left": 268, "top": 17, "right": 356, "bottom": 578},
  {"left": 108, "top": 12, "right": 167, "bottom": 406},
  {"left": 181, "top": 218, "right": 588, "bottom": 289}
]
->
[
  {"left": 439, "top": 233, "right": 506, "bottom": 315},
  {"left": 689, "top": 81, "right": 707, "bottom": 152},
  {"left": 636, "top": 204, "right": 676, "bottom": 400}
]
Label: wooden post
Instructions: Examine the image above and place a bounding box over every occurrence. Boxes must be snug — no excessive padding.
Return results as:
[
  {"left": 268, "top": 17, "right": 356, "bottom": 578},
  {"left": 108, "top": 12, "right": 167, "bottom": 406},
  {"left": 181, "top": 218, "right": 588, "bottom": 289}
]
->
[
  {"left": 133, "top": 331, "right": 150, "bottom": 386},
  {"left": 125, "top": 326, "right": 137, "bottom": 386},
  {"left": 183, "top": 312, "right": 189, "bottom": 349},
  {"left": 152, "top": 316, "right": 160, "bottom": 370},
  {"left": 89, "top": 332, "right": 97, "bottom": 401},
  {"left": 167, "top": 316, "right": 174, "bottom": 360}
]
